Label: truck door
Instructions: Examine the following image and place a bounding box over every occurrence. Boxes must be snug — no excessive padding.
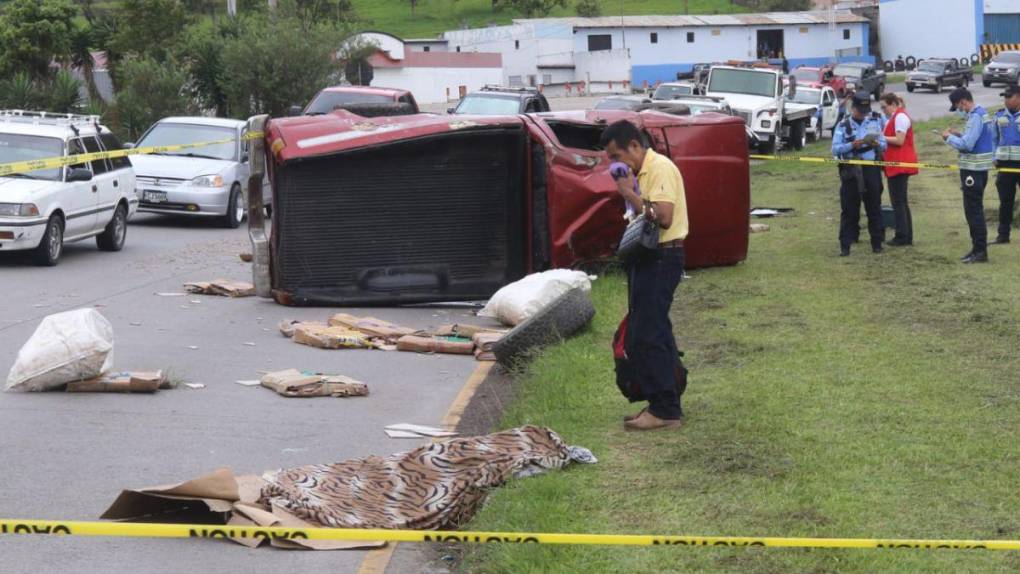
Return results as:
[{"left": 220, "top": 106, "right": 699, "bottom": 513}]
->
[{"left": 822, "top": 88, "right": 838, "bottom": 131}]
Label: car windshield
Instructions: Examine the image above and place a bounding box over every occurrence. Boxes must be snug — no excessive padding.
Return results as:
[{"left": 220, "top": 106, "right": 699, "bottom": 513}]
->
[
  {"left": 305, "top": 91, "right": 394, "bottom": 114},
  {"left": 792, "top": 89, "right": 821, "bottom": 104},
  {"left": 0, "top": 133, "right": 63, "bottom": 181},
  {"left": 707, "top": 68, "right": 777, "bottom": 97},
  {"left": 595, "top": 98, "right": 642, "bottom": 110},
  {"left": 917, "top": 62, "right": 944, "bottom": 72},
  {"left": 136, "top": 123, "right": 237, "bottom": 161},
  {"left": 683, "top": 103, "right": 720, "bottom": 114},
  {"left": 454, "top": 94, "right": 522, "bottom": 115},
  {"left": 653, "top": 84, "right": 693, "bottom": 99},
  {"left": 833, "top": 65, "right": 863, "bottom": 78},
  {"left": 793, "top": 68, "right": 819, "bottom": 78},
  {"left": 995, "top": 52, "right": 1020, "bottom": 64}
]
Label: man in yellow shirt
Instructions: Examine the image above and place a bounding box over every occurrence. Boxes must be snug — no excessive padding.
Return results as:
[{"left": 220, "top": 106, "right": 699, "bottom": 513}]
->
[{"left": 601, "top": 120, "right": 689, "bottom": 431}]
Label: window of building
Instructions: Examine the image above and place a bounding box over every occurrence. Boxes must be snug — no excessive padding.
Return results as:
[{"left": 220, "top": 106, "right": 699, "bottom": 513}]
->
[
  {"left": 843, "top": 28, "right": 850, "bottom": 40},
  {"left": 542, "top": 74, "right": 552, "bottom": 85},
  {"left": 515, "top": 40, "right": 520, "bottom": 50},
  {"left": 686, "top": 32, "right": 695, "bottom": 43},
  {"left": 508, "top": 75, "right": 523, "bottom": 87},
  {"left": 423, "top": 46, "right": 430, "bottom": 52},
  {"left": 587, "top": 34, "right": 612, "bottom": 52},
  {"left": 711, "top": 29, "right": 721, "bottom": 36},
  {"left": 456, "top": 46, "right": 461, "bottom": 52},
  {"left": 799, "top": 27, "right": 809, "bottom": 34},
  {"left": 650, "top": 32, "right": 658, "bottom": 44}
]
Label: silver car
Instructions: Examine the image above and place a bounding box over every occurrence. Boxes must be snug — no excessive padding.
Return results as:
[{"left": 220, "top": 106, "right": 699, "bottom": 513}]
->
[{"left": 129, "top": 117, "right": 270, "bottom": 228}]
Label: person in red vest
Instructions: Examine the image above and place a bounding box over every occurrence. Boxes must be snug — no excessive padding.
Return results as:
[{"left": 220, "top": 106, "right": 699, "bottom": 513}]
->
[{"left": 880, "top": 93, "right": 919, "bottom": 246}]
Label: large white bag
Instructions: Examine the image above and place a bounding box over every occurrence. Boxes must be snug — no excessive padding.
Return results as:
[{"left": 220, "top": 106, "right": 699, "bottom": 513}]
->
[
  {"left": 5, "top": 308, "right": 115, "bottom": 392},
  {"left": 479, "top": 270, "right": 593, "bottom": 327}
]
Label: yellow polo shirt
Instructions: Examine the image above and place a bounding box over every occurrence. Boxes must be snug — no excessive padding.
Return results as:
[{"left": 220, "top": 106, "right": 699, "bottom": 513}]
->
[{"left": 636, "top": 148, "right": 689, "bottom": 243}]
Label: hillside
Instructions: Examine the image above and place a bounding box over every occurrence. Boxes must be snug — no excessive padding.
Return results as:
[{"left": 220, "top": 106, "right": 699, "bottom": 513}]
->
[{"left": 354, "top": 0, "right": 748, "bottom": 39}]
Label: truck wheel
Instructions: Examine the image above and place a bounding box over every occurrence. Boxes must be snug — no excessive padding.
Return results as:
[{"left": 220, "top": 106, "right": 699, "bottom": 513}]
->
[
  {"left": 221, "top": 184, "right": 244, "bottom": 229},
  {"left": 757, "top": 136, "right": 777, "bottom": 155},
  {"left": 32, "top": 215, "right": 63, "bottom": 267},
  {"left": 96, "top": 203, "right": 127, "bottom": 252},
  {"left": 935, "top": 81, "right": 943, "bottom": 93},
  {"left": 906, "top": 84, "right": 915, "bottom": 93},
  {"left": 874, "top": 83, "right": 884, "bottom": 99},
  {"left": 493, "top": 288, "right": 596, "bottom": 368},
  {"left": 983, "top": 78, "right": 992, "bottom": 88},
  {"left": 790, "top": 121, "right": 806, "bottom": 151}
]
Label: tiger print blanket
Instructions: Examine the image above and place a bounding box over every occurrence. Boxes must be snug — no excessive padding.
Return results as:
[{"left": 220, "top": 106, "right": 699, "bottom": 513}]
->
[{"left": 258, "top": 425, "right": 595, "bottom": 530}]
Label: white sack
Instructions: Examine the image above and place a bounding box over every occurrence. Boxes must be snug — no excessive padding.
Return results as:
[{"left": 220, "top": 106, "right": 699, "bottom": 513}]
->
[
  {"left": 5, "top": 308, "right": 115, "bottom": 392},
  {"left": 479, "top": 270, "right": 593, "bottom": 327}
]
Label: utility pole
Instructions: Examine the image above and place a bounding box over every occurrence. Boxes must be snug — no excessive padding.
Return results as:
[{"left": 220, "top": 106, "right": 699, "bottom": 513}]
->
[{"left": 621, "top": 0, "right": 626, "bottom": 50}]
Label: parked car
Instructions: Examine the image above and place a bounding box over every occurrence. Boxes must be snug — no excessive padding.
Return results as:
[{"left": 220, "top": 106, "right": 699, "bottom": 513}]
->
[
  {"left": 906, "top": 58, "right": 973, "bottom": 92},
  {"left": 792, "top": 65, "right": 848, "bottom": 97},
  {"left": 983, "top": 51, "right": 1020, "bottom": 87},
  {"left": 832, "top": 62, "right": 886, "bottom": 99},
  {"left": 292, "top": 86, "right": 420, "bottom": 117},
  {"left": 652, "top": 81, "right": 701, "bottom": 100},
  {"left": 0, "top": 110, "right": 137, "bottom": 266},
  {"left": 448, "top": 86, "right": 551, "bottom": 115},
  {"left": 247, "top": 109, "right": 750, "bottom": 306},
  {"left": 789, "top": 84, "right": 839, "bottom": 141},
  {"left": 593, "top": 95, "right": 690, "bottom": 116},
  {"left": 129, "top": 117, "right": 269, "bottom": 228}
]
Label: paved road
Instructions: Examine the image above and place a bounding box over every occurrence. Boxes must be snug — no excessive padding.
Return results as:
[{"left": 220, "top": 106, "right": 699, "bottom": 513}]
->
[{"left": 0, "top": 214, "right": 495, "bottom": 573}]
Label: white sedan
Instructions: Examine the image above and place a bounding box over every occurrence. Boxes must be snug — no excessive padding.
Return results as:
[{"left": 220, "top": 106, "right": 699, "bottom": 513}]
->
[{"left": 129, "top": 117, "right": 270, "bottom": 228}]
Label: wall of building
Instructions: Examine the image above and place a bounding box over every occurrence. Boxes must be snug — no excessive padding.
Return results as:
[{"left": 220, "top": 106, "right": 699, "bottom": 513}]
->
[
  {"left": 879, "top": 0, "right": 983, "bottom": 62},
  {"left": 573, "top": 22, "right": 871, "bottom": 86},
  {"left": 371, "top": 66, "right": 503, "bottom": 104},
  {"left": 405, "top": 41, "right": 449, "bottom": 53},
  {"left": 443, "top": 22, "right": 573, "bottom": 86},
  {"left": 985, "top": 0, "right": 1019, "bottom": 14}
]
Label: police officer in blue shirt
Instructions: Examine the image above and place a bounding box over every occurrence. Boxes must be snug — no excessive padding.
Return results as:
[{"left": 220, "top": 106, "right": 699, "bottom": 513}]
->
[
  {"left": 943, "top": 88, "right": 995, "bottom": 263},
  {"left": 832, "top": 90, "right": 887, "bottom": 256},
  {"left": 993, "top": 85, "right": 1020, "bottom": 244}
]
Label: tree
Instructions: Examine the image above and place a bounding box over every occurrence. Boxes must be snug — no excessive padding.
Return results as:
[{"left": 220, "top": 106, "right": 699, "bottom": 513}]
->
[
  {"left": 113, "top": 56, "right": 194, "bottom": 139},
  {"left": 109, "top": 0, "right": 193, "bottom": 62},
  {"left": 0, "top": 71, "right": 83, "bottom": 113},
  {"left": 0, "top": 0, "right": 78, "bottom": 79},
  {"left": 506, "top": 0, "right": 566, "bottom": 18},
  {"left": 575, "top": 0, "right": 599, "bottom": 17}
]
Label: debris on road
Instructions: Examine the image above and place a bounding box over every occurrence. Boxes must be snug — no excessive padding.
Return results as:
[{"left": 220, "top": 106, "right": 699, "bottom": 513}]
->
[
  {"left": 235, "top": 380, "right": 261, "bottom": 387},
  {"left": 278, "top": 319, "right": 324, "bottom": 338},
  {"left": 384, "top": 423, "right": 457, "bottom": 438},
  {"left": 186, "top": 345, "right": 199, "bottom": 350},
  {"left": 66, "top": 371, "right": 167, "bottom": 393},
  {"left": 184, "top": 279, "right": 255, "bottom": 298},
  {"left": 472, "top": 332, "right": 503, "bottom": 362},
  {"left": 750, "top": 223, "right": 771, "bottom": 233},
  {"left": 292, "top": 324, "right": 374, "bottom": 350},
  {"left": 396, "top": 335, "right": 474, "bottom": 355},
  {"left": 479, "top": 269, "right": 593, "bottom": 327},
  {"left": 239, "top": 252, "right": 254, "bottom": 263},
  {"left": 328, "top": 313, "right": 416, "bottom": 342},
  {"left": 750, "top": 207, "right": 795, "bottom": 218},
  {"left": 6, "top": 308, "right": 115, "bottom": 392},
  {"left": 434, "top": 323, "right": 507, "bottom": 339},
  {"left": 493, "top": 287, "right": 596, "bottom": 367},
  {"left": 243, "top": 342, "right": 256, "bottom": 347},
  {"left": 260, "top": 369, "right": 368, "bottom": 398},
  {"left": 155, "top": 292, "right": 187, "bottom": 297},
  {"left": 184, "top": 383, "right": 206, "bottom": 389}
]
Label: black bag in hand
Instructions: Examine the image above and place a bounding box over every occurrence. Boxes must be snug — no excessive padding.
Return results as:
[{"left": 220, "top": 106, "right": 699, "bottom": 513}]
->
[{"left": 616, "top": 210, "right": 659, "bottom": 264}]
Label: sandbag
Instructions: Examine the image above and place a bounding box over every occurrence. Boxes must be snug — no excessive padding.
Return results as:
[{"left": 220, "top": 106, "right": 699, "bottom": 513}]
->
[
  {"left": 5, "top": 308, "right": 114, "bottom": 392},
  {"left": 478, "top": 269, "right": 593, "bottom": 327}
]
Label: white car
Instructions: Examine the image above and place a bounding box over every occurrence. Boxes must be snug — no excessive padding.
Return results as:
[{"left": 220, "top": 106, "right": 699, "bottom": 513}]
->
[
  {"left": 129, "top": 117, "right": 269, "bottom": 228},
  {"left": 0, "top": 110, "right": 137, "bottom": 266},
  {"left": 790, "top": 84, "right": 839, "bottom": 141},
  {"left": 651, "top": 82, "right": 700, "bottom": 100}
]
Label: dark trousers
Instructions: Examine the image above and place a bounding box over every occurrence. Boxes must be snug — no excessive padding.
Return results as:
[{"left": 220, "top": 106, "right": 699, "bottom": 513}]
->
[
  {"left": 626, "top": 247, "right": 685, "bottom": 420},
  {"left": 960, "top": 170, "right": 989, "bottom": 254},
  {"left": 996, "top": 170, "right": 1020, "bottom": 239},
  {"left": 839, "top": 165, "right": 885, "bottom": 249},
  {"left": 887, "top": 174, "right": 913, "bottom": 244}
]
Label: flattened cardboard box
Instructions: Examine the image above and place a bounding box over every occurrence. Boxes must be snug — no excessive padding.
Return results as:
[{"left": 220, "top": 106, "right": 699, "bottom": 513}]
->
[
  {"left": 292, "top": 324, "right": 373, "bottom": 349},
  {"left": 184, "top": 279, "right": 255, "bottom": 298},
  {"left": 100, "top": 467, "right": 382, "bottom": 550},
  {"left": 396, "top": 335, "right": 474, "bottom": 355},
  {"left": 260, "top": 369, "right": 369, "bottom": 398},
  {"left": 328, "top": 313, "right": 416, "bottom": 340},
  {"left": 66, "top": 371, "right": 167, "bottom": 393}
]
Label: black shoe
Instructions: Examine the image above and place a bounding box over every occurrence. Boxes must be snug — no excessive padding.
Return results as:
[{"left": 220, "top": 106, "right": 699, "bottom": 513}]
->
[
  {"left": 960, "top": 251, "right": 974, "bottom": 261},
  {"left": 994, "top": 236, "right": 1010, "bottom": 244},
  {"left": 886, "top": 238, "right": 910, "bottom": 247},
  {"left": 872, "top": 245, "right": 883, "bottom": 254},
  {"left": 839, "top": 246, "right": 850, "bottom": 257},
  {"left": 962, "top": 252, "right": 989, "bottom": 264}
]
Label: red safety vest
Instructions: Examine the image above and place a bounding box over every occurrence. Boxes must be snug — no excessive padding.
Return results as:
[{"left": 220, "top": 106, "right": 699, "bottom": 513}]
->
[{"left": 883, "top": 109, "right": 919, "bottom": 177}]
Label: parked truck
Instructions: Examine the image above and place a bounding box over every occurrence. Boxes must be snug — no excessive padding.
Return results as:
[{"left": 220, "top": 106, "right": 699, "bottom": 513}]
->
[
  {"left": 705, "top": 65, "right": 817, "bottom": 153},
  {"left": 906, "top": 58, "right": 973, "bottom": 93}
]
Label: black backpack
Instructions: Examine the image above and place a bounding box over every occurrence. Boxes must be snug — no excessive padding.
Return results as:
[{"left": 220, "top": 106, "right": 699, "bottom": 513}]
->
[{"left": 612, "top": 314, "right": 688, "bottom": 402}]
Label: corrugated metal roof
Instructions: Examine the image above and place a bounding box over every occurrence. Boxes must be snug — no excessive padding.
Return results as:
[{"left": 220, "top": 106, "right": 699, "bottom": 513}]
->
[{"left": 515, "top": 10, "right": 868, "bottom": 29}]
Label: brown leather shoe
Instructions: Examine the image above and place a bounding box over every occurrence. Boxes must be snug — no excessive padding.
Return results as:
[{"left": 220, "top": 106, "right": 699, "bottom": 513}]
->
[
  {"left": 624, "top": 410, "right": 682, "bottom": 431},
  {"left": 623, "top": 407, "right": 647, "bottom": 422}
]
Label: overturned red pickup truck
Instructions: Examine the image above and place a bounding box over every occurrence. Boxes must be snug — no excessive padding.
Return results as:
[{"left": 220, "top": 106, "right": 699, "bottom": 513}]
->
[{"left": 246, "top": 109, "right": 749, "bottom": 306}]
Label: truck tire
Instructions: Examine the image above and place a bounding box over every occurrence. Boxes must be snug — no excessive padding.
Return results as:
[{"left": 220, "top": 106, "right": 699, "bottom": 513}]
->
[
  {"left": 790, "top": 120, "right": 806, "bottom": 151},
  {"left": 984, "top": 78, "right": 992, "bottom": 88},
  {"left": 905, "top": 56, "right": 916, "bottom": 70},
  {"left": 32, "top": 215, "right": 63, "bottom": 267},
  {"left": 96, "top": 203, "right": 127, "bottom": 252},
  {"left": 873, "top": 83, "right": 884, "bottom": 99},
  {"left": 757, "top": 135, "right": 777, "bottom": 155},
  {"left": 906, "top": 84, "right": 915, "bottom": 93},
  {"left": 935, "top": 80, "right": 943, "bottom": 93},
  {"left": 962, "top": 76, "right": 970, "bottom": 87},
  {"left": 493, "top": 288, "right": 596, "bottom": 368}
]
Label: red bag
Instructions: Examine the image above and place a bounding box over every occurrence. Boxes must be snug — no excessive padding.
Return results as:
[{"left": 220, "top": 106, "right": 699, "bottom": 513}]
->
[{"left": 613, "top": 314, "right": 688, "bottom": 402}]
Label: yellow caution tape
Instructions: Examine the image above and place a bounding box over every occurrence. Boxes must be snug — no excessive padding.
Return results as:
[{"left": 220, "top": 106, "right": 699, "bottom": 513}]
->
[
  {"left": 749, "top": 154, "right": 1020, "bottom": 174},
  {"left": 1, "top": 519, "right": 1018, "bottom": 550},
  {"left": 0, "top": 131, "right": 264, "bottom": 177}
]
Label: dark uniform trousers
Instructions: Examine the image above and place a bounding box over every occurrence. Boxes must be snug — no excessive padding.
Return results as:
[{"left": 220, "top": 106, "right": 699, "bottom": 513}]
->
[
  {"left": 839, "top": 165, "right": 885, "bottom": 249},
  {"left": 996, "top": 162, "right": 1020, "bottom": 239},
  {"left": 961, "top": 170, "right": 989, "bottom": 253},
  {"left": 887, "top": 174, "right": 913, "bottom": 244},
  {"left": 626, "top": 247, "right": 685, "bottom": 420}
]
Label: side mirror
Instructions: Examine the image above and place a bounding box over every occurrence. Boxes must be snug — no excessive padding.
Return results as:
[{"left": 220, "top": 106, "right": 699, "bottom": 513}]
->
[
  {"left": 124, "top": 142, "right": 135, "bottom": 149},
  {"left": 66, "top": 167, "right": 93, "bottom": 182},
  {"left": 288, "top": 105, "right": 303, "bottom": 117},
  {"left": 447, "top": 107, "right": 456, "bottom": 114}
]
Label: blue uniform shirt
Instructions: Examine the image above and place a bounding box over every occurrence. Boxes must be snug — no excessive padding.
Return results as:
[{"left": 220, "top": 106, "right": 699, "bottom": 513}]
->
[
  {"left": 946, "top": 105, "right": 995, "bottom": 171},
  {"left": 832, "top": 112, "right": 888, "bottom": 162}
]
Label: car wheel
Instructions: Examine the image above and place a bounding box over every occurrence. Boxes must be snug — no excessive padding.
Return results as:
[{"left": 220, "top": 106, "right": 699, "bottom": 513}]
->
[
  {"left": 493, "top": 288, "right": 596, "bottom": 368},
  {"left": 906, "top": 84, "right": 915, "bottom": 93},
  {"left": 222, "top": 185, "right": 244, "bottom": 229},
  {"left": 33, "top": 215, "right": 63, "bottom": 267},
  {"left": 96, "top": 203, "right": 127, "bottom": 252},
  {"left": 983, "top": 79, "right": 992, "bottom": 88}
]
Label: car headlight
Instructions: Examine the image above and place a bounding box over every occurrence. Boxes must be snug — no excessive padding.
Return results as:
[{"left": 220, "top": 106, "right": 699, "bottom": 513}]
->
[
  {"left": 0, "top": 203, "right": 39, "bottom": 216},
  {"left": 191, "top": 175, "right": 224, "bottom": 187}
]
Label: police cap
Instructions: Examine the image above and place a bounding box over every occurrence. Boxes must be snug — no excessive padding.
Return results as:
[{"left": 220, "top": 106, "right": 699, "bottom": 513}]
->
[{"left": 851, "top": 90, "right": 872, "bottom": 111}]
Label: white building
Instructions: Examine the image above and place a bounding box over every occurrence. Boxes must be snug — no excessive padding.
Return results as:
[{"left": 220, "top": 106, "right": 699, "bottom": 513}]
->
[{"left": 879, "top": 0, "right": 1020, "bottom": 64}]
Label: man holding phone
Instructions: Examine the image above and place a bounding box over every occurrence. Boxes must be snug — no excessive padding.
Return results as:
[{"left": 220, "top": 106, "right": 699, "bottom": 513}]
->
[
  {"left": 831, "top": 91, "right": 888, "bottom": 256},
  {"left": 943, "top": 87, "right": 995, "bottom": 263}
]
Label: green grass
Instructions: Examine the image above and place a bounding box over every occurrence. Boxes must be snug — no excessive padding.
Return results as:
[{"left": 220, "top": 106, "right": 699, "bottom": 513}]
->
[
  {"left": 352, "top": 0, "right": 744, "bottom": 39},
  {"left": 457, "top": 114, "right": 1020, "bottom": 573}
]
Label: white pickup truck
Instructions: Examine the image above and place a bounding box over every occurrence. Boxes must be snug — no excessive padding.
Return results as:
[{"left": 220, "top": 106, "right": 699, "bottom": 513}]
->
[{"left": 705, "top": 65, "right": 817, "bottom": 154}]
